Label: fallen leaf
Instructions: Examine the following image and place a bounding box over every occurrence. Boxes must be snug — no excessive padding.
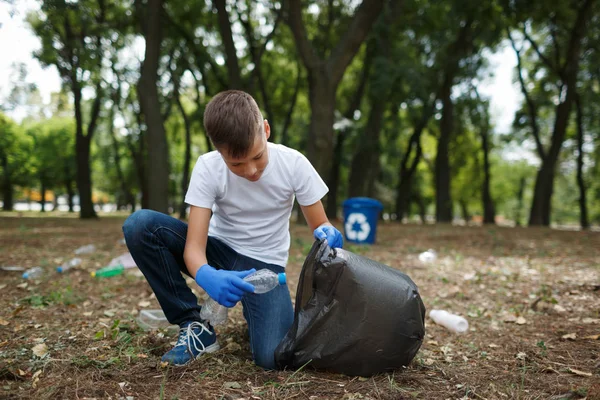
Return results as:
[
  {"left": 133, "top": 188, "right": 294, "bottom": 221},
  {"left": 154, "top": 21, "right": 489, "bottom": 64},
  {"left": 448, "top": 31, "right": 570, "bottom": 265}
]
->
[
  {"left": 118, "top": 382, "right": 127, "bottom": 390},
  {"left": 33, "top": 324, "right": 41, "bottom": 329},
  {"left": 0, "top": 318, "right": 9, "bottom": 326},
  {"left": 18, "top": 369, "right": 27, "bottom": 376},
  {"left": 427, "top": 340, "right": 439, "bottom": 346},
  {"left": 516, "top": 352, "right": 526, "bottom": 360},
  {"left": 488, "top": 343, "right": 500, "bottom": 348},
  {"left": 159, "top": 361, "right": 169, "bottom": 368},
  {"left": 32, "top": 370, "right": 42, "bottom": 388},
  {"left": 223, "top": 381, "right": 242, "bottom": 389},
  {"left": 136, "top": 353, "right": 148, "bottom": 358},
  {"left": 103, "top": 311, "right": 115, "bottom": 317},
  {"left": 516, "top": 317, "right": 527, "bottom": 325},
  {"left": 358, "top": 377, "right": 369, "bottom": 382},
  {"left": 582, "top": 334, "right": 600, "bottom": 340},
  {"left": 568, "top": 368, "right": 592, "bottom": 377},
  {"left": 32, "top": 343, "right": 48, "bottom": 358},
  {"left": 16, "top": 283, "right": 28, "bottom": 289},
  {"left": 138, "top": 301, "right": 151, "bottom": 308},
  {"left": 0, "top": 340, "right": 8, "bottom": 348},
  {"left": 0, "top": 284, "right": 7, "bottom": 290},
  {"left": 83, "top": 311, "right": 93, "bottom": 317},
  {"left": 561, "top": 333, "right": 577, "bottom": 340},
  {"left": 423, "top": 358, "right": 435, "bottom": 366}
]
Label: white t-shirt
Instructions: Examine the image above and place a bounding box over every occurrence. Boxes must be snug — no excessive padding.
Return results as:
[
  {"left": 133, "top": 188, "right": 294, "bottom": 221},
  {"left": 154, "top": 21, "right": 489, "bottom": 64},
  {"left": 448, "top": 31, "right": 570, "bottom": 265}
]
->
[{"left": 185, "top": 143, "right": 328, "bottom": 267}]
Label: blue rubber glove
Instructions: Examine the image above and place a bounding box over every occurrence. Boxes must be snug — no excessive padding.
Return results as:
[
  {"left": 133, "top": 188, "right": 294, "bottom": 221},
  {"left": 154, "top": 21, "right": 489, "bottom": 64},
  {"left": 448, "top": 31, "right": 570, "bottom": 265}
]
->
[
  {"left": 195, "top": 264, "right": 256, "bottom": 308},
  {"left": 313, "top": 224, "right": 343, "bottom": 249}
]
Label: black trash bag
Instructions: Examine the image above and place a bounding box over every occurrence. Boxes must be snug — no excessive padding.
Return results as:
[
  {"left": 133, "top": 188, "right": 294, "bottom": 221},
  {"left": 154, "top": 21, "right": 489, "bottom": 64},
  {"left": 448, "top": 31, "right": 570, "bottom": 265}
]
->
[{"left": 275, "top": 240, "right": 426, "bottom": 376}]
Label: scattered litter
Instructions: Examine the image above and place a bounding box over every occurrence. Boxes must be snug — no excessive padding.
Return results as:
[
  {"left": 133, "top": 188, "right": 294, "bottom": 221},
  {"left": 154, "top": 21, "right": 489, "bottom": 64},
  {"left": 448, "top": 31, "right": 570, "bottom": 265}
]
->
[
  {"left": 429, "top": 310, "right": 469, "bottom": 333},
  {"left": 22, "top": 267, "right": 44, "bottom": 280},
  {"left": 418, "top": 249, "right": 437, "bottom": 264},
  {"left": 516, "top": 316, "right": 527, "bottom": 325},
  {"left": 57, "top": 258, "right": 82, "bottom": 273},
  {"left": 74, "top": 244, "right": 96, "bottom": 255},
  {"left": 1, "top": 266, "right": 25, "bottom": 272},
  {"left": 137, "top": 309, "right": 177, "bottom": 332},
  {"left": 561, "top": 333, "right": 577, "bottom": 340},
  {"left": 107, "top": 253, "right": 137, "bottom": 269},
  {"left": 516, "top": 352, "right": 526, "bottom": 360}
]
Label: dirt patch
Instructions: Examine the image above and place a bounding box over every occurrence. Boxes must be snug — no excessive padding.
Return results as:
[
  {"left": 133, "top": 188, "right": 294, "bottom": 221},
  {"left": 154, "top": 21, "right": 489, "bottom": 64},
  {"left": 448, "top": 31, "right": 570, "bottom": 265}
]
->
[{"left": 0, "top": 215, "right": 599, "bottom": 399}]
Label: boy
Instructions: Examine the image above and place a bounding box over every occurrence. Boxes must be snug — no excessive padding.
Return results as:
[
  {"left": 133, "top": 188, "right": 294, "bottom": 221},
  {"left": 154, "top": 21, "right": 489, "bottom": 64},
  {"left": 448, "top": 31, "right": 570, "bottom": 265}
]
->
[{"left": 123, "top": 90, "right": 343, "bottom": 370}]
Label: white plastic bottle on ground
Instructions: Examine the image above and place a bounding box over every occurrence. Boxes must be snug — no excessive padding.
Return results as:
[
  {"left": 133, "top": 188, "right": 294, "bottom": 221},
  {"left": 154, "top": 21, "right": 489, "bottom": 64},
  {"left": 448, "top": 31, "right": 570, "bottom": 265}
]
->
[
  {"left": 429, "top": 309, "right": 469, "bottom": 333},
  {"left": 200, "top": 269, "right": 286, "bottom": 326},
  {"left": 57, "top": 257, "right": 82, "bottom": 273},
  {"left": 22, "top": 267, "right": 44, "bottom": 279}
]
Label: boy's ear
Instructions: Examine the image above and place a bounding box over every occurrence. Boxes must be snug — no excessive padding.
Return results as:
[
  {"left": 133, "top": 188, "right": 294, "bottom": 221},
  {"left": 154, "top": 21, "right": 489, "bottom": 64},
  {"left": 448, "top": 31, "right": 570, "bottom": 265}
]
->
[{"left": 264, "top": 119, "right": 271, "bottom": 140}]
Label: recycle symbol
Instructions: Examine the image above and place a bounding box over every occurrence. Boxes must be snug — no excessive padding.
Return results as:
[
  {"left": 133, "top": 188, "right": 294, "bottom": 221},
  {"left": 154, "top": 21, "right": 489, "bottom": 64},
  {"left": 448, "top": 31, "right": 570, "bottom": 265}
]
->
[{"left": 345, "top": 212, "right": 371, "bottom": 241}]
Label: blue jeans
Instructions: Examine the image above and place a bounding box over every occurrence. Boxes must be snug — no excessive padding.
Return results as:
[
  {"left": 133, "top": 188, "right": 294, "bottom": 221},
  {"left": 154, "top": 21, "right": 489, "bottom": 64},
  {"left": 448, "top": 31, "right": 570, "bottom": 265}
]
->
[{"left": 122, "top": 209, "right": 294, "bottom": 369}]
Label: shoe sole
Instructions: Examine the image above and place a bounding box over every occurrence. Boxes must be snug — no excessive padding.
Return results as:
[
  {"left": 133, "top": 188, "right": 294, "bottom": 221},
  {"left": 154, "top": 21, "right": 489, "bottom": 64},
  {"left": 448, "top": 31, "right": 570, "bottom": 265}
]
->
[{"left": 172, "top": 342, "right": 221, "bottom": 367}]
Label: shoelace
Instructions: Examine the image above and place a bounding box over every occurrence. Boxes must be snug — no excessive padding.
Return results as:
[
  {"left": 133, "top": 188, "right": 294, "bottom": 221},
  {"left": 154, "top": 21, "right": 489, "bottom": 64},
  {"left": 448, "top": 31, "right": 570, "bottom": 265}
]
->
[{"left": 175, "top": 321, "right": 213, "bottom": 355}]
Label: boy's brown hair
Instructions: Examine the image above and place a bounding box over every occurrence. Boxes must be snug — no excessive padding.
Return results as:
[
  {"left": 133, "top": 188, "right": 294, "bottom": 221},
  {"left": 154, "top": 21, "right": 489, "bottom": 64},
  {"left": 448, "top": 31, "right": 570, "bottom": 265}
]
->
[{"left": 203, "top": 90, "right": 263, "bottom": 158}]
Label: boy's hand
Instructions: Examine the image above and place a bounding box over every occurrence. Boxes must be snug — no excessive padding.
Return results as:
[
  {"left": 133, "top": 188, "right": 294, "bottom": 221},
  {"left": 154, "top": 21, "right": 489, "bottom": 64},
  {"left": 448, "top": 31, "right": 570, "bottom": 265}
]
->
[
  {"left": 313, "top": 224, "right": 343, "bottom": 249},
  {"left": 195, "top": 264, "right": 256, "bottom": 307}
]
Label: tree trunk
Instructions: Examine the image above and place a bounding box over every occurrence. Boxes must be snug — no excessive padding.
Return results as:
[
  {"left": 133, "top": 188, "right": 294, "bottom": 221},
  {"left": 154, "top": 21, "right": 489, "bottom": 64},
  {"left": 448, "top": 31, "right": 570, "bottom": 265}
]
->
[
  {"left": 307, "top": 72, "right": 337, "bottom": 179},
  {"left": 348, "top": 98, "right": 384, "bottom": 198},
  {"left": 481, "top": 124, "right": 495, "bottom": 224},
  {"left": 175, "top": 85, "right": 192, "bottom": 220},
  {"left": 459, "top": 199, "right": 470, "bottom": 224},
  {"left": 326, "top": 47, "right": 372, "bottom": 218},
  {"left": 40, "top": 180, "right": 46, "bottom": 213},
  {"left": 435, "top": 73, "right": 454, "bottom": 223},
  {"left": 395, "top": 101, "right": 434, "bottom": 219},
  {"left": 1, "top": 153, "right": 13, "bottom": 211},
  {"left": 65, "top": 164, "right": 75, "bottom": 213},
  {"left": 138, "top": 0, "right": 169, "bottom": 213},
  {"left": 73, "top": 83, "right": 97, "bottom": 219},
  {"left": 575, "top": 94, "right": 589, "bottom": 230},
  {"left": 528, "top": 0, "right": 593, "bottom": 226},
  {"left": 214, "top": 0, "right": 242, "bottom": 89},
  {"left": 515, "top": 176, "right": 526, "bottom": 227},
  {"left": 108, "top": 101, "right": 135, "bottom": 212}
]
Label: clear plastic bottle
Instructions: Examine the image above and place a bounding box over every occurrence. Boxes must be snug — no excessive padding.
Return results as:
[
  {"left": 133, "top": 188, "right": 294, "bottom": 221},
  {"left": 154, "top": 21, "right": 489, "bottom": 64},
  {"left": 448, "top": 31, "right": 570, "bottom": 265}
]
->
[
  {"left": 74, "top": 244, "right": 96, "bottom": 255},
  {"left": 57, "top": 257, "right": 82, "bottom": 273},
  {"left": 22, "top": 267, "right": 44, "bottom": 279},
  {"left": 200, "top": 269, "right": 286, "bottom": 326}
]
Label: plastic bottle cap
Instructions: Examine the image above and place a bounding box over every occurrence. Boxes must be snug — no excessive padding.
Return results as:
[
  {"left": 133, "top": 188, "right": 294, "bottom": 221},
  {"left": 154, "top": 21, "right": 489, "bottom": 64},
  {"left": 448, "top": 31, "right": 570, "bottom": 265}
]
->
[
  {"left": 22, "top": 273, "right": 29, "bottom": 279},
  {"left": 57, "top": 267, "right": 63, "bottom": 273},
  {"left": 278, "top": 273, "right": 286, "bottom": 285},
  {"left": 90, "top": 271, "right": 96, "bottom": 278}
]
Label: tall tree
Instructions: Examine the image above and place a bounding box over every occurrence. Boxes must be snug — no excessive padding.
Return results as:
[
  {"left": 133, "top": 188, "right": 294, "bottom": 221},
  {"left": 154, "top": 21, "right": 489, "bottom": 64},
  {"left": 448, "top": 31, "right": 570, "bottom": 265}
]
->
[
  {"left": 137, "top": 0, "right": 170, "bottom": 213},
  {"left": 29, "top": 0, "right": 112, "bottom": 218},
  {"left": 510, "top": 0, "right": 596, "bottom": 226},
  {"left": 286, "top": 0, "right": 385, "bottom": 182}
]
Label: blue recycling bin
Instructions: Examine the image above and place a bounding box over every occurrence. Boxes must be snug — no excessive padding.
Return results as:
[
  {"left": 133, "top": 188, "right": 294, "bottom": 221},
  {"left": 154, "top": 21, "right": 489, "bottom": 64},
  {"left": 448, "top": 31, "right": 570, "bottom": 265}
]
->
[{"left": 342, "top": 197, "right": 384, "bottom": 245}]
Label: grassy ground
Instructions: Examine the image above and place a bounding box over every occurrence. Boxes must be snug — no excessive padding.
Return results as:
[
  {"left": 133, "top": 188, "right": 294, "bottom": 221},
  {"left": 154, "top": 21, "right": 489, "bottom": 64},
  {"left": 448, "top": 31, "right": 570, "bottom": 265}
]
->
[{"left": 0, "top": 213, "right": 599, "bottom": 400}]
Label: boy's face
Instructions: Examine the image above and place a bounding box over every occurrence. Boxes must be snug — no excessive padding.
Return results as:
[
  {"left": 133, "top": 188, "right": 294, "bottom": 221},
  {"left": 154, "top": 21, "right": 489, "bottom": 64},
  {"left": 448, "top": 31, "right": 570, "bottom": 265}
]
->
[{"left": 219, "top": 120, "right": 271, "bottom": 182}]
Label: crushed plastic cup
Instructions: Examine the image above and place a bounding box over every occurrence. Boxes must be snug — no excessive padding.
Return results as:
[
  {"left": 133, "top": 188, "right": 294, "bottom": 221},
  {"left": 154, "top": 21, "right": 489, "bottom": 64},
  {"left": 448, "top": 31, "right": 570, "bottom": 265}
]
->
[
  {"left": 418, "top": 249, "right": 437, "bottom": 264},
  {"left": 74, "top": 244, "right": 96, "bottom": 255},
  {"left": 429, "top": 309, "right": 469, "bottom": 333},
  {"left": 137, "top": 309, "right": 177, "bottom": 332}
]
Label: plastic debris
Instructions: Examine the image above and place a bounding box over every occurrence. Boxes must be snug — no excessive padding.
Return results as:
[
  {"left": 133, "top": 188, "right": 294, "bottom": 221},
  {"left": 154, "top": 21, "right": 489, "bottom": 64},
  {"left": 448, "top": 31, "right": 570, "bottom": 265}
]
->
[
  {"left": 429, "top": 309, "right": 469, "bottom": 333},
  {"left": 418, "top": 249, "right": 437, "bottom": 263},
  {"left": 74, "top": 244, "right": 96, "bottom": 255}
]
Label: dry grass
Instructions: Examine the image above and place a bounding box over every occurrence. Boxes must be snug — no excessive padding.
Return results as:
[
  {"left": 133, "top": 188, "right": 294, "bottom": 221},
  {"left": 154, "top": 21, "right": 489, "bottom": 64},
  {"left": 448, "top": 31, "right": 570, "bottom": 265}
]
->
[{"left": 0, "top": 213, "right": 599, "bottom": 399}]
